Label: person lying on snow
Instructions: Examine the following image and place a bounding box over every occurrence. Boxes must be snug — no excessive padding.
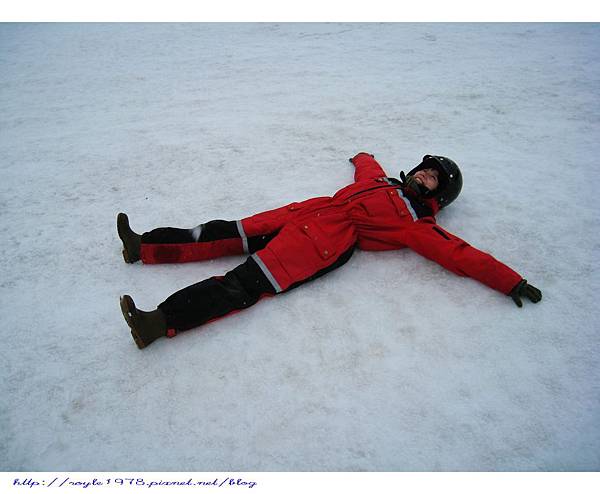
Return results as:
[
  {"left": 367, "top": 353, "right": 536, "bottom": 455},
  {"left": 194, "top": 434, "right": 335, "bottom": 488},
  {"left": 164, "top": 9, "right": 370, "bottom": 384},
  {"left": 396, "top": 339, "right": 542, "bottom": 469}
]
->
[{"left": 118, "top": 153, "right": 542, "bottom": 349}]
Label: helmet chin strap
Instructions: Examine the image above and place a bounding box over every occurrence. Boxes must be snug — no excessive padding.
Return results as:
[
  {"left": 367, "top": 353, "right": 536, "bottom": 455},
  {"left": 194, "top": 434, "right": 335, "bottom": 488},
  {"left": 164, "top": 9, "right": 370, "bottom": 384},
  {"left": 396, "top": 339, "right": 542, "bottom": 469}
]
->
[{"left": 401, "top": 172, "right": 431, "bottom": 197}]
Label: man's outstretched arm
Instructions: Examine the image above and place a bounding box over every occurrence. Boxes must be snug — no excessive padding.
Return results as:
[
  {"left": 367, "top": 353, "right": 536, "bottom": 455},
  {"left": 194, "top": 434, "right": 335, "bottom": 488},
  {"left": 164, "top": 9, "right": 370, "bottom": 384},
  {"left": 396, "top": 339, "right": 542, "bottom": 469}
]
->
[
  {"left": 401, "top": 219, "right": 542, "bottom": 306},
  {"left": 349, "top": 152, "right": 387, "bottom": 182}
]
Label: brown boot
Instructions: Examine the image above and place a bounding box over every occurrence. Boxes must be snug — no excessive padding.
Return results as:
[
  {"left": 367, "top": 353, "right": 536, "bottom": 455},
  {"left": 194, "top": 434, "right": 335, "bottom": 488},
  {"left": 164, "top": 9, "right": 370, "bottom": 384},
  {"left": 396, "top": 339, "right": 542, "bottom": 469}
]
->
[
  {"left": 120, "top": 295, "right": 168, "bottom": 349},
  {"left": 117, "top": 213, "right": 141, "bottom": 263}
]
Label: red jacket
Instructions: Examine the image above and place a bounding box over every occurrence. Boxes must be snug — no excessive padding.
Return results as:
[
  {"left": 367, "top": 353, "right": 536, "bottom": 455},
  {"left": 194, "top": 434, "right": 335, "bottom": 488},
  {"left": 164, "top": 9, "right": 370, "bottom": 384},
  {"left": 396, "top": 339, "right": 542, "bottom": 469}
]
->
[{"left": 241, "top": 153, "right": 522, "bottom": 295}]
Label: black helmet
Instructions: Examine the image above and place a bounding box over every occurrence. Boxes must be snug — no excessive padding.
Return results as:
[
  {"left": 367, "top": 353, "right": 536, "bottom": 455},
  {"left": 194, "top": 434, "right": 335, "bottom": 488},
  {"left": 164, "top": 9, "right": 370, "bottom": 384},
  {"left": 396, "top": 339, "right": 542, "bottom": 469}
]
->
[{"left": 406, "top": 155, "right": 463, "bottom": 209}]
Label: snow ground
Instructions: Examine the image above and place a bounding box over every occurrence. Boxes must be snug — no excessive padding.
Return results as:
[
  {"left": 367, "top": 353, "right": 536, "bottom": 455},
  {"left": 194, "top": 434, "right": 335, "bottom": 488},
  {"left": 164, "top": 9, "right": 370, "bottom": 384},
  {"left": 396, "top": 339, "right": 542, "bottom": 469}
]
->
[{"left": 0, "top": 23, "right": 599, "bottom": 472}]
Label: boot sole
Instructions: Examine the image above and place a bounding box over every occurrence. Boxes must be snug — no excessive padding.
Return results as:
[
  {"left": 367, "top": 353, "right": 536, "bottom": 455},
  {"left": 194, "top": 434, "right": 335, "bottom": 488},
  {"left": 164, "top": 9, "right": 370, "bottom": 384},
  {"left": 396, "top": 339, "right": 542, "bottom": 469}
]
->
[
  {"left": 121, "top": 248, "right": 134, "bottom": 264},
  {"left": 120, "top": 295, "right": 147, "bottom": 350}
]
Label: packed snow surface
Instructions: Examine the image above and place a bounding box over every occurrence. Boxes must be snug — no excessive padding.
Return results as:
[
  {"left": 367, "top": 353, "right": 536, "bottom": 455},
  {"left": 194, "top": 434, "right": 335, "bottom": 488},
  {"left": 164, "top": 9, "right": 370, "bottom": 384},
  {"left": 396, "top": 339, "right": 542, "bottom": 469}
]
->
[{"left": 1, "top": 23, "right": 599, "bottom": 471}]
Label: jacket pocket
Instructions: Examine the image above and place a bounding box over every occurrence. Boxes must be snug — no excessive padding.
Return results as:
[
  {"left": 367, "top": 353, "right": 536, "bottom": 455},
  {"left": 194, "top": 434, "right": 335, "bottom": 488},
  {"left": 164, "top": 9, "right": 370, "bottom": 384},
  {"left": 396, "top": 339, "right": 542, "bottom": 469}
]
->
[
  {"left": 360, "top": 190, "right": 399, "bottom": 218},
  {"left": 299, "top": 221, "right": 337, "bottom": 261}
]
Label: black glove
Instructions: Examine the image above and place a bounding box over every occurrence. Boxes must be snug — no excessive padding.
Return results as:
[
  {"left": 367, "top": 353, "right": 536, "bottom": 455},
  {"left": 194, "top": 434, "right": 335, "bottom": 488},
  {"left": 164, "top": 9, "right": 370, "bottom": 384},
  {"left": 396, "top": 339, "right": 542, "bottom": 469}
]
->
[{"left": 509, "top": 279, "right": 542, "bottom": 307}]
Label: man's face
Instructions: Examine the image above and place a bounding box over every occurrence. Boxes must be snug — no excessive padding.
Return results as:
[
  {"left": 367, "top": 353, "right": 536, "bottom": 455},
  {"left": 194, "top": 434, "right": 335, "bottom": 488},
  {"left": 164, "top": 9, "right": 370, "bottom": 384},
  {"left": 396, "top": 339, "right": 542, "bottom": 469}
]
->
[{"left": 412, "top": 168, "right": 439, "bottom": 192}]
